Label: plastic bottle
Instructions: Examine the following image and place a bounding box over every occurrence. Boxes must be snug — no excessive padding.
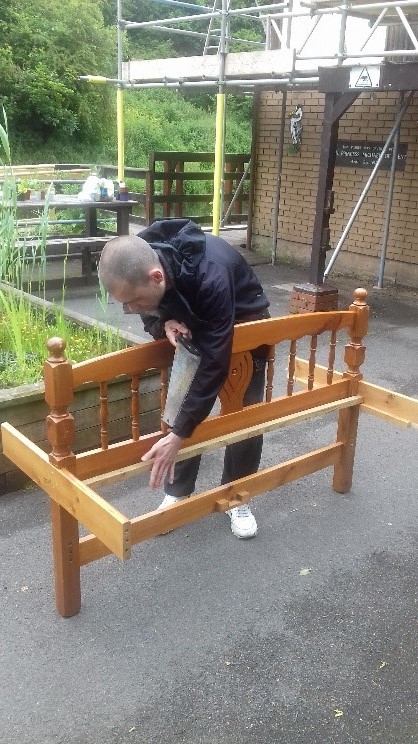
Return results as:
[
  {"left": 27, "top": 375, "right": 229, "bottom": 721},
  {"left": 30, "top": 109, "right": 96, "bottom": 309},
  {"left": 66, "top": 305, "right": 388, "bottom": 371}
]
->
[{"left": 118, "top": 182, "right": 129, "bottom": 201}]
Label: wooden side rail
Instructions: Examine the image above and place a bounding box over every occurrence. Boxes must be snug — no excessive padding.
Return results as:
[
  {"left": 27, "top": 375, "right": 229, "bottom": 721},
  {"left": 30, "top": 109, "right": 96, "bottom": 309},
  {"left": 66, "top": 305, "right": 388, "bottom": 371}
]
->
[
  {"left": 1, "top": 288, "right": 373, "bottom": 617},
  {"left": 294, "top": 358, "right": 418, "bottom": 428}
]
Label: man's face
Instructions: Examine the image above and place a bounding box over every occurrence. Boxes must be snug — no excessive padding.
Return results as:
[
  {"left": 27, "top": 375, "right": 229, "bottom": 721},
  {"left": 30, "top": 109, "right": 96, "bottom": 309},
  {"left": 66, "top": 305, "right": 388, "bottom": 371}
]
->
[{"left": 110, "top": 273, "right": 166, "bottom": 313}]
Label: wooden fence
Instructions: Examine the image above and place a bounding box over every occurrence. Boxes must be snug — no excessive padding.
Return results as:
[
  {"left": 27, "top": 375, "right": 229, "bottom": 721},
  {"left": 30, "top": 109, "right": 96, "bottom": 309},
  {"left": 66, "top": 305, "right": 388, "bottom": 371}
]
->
[
  {"left": 1, "top": 154, "right": 250, "bottom": 226},
  {"left": 104, "top": 151, "right": 251, "bottom": 225}
]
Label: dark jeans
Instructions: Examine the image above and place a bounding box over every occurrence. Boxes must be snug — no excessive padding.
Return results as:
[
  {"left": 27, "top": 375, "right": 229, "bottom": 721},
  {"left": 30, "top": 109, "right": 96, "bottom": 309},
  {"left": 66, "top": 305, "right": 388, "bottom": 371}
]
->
[{"left": 164, "top": 357, "right": 267, "bottom": 497}]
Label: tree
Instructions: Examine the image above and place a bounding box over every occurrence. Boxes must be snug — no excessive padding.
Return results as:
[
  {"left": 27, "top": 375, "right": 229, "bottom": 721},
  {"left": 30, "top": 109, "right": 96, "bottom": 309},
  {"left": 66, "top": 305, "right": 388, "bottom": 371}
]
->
[{"left": 0, "top": 0, "right": 115, "bottom": 146}]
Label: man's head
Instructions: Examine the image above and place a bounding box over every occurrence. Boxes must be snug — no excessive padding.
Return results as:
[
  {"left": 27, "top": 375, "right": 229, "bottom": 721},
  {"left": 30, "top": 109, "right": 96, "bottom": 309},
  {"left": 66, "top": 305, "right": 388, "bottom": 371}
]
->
[{"left": 98, "top": 235, "right": 167, "bottom": 313}]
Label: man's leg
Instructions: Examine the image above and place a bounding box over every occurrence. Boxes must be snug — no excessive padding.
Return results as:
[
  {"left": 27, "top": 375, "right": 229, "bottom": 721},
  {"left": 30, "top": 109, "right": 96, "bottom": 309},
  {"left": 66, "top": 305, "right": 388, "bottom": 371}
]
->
[
  {"left": 163, "top": 456, "right": 202, "bottom": 499},
  {"left": 221, "top": 357, "right": 266, "bottom": 485},
  {"left": 157, "top": 457, "right": 201, "bottom": 532}
]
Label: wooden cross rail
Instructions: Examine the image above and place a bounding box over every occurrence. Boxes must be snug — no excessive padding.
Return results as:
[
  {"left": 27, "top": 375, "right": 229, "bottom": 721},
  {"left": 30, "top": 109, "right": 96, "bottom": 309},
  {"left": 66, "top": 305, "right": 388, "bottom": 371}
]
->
[
  {"left": 294, "top": 358, "right": 418, "bottom": 428},
  {"left": 78, "top": 442, "right": 344, "bottom": 567},
  {"left": 85, "top": 395, "right": 363, "bottom": 489}
]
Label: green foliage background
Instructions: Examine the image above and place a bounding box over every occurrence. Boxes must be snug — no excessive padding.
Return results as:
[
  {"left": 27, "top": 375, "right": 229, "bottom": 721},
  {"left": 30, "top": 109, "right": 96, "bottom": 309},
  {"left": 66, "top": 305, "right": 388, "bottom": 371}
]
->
[{"left": 0, "top": 0, "right": 255, "bottom": 165}]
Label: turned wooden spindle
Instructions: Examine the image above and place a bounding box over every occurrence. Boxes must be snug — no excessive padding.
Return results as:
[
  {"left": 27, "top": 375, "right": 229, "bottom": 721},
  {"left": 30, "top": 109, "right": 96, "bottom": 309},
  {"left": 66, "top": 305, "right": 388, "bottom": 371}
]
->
[
  {"left": 307, "top": 334, "right": 318, "bottom": 391},
  {"left": 327, "top": 330, "right": 337, "bottom": 385},
  {"left": 160, "top": 366, "right": 169, "bottom": 434},
  {"left": 287, "top": 340, "right": 297, "bottom": 396},
  {"left": 265, "top": 344, "right": 275, "bottom": 403},
  {"left": 99, "top": 381, "right": 109, "bottom": 450},
  {"left": 44, "top": 337, "right": 76, "bottom": 470},
  {"left": 131, "top": 375, "right": 140, "bottom": 441}
]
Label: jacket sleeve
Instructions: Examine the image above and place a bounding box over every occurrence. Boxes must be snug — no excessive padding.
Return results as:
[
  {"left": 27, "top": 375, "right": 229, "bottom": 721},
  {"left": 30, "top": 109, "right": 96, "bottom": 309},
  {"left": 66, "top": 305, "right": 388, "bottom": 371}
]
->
[
  {"left": 171, "top": 262, "right": 235, "bottom": 438},
  {"left": 139, "top": 313, "right": 166, "bottom": 340}
]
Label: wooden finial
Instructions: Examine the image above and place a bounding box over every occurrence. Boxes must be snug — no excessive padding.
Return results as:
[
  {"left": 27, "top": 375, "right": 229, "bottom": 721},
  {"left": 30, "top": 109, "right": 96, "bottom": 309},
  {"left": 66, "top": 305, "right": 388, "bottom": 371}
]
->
[
  {"left": 353, "top": 288, "right": 367, "bottom": 306},
  {"left": 46, "top": 337, "right": 67, "bottom": 363}
]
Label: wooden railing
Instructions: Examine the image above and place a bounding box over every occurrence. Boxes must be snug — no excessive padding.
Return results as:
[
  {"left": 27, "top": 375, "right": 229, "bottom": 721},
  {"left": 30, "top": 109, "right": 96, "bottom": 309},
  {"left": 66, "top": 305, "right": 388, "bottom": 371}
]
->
[
  {"left": 147, "top": 151, "right": 250, "bottom": 225},
  {"left": 2, "top": 154, "right": 250, "bottom": 227},
  {"left": 95, "top": 152, "right": 250, "bottom": 226}
]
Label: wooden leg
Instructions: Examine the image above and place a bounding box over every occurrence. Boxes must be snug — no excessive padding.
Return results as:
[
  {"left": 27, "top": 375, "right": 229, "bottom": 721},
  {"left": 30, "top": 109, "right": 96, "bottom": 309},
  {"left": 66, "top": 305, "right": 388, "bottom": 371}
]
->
[
  {"left": 333, "top": 405, "right": 360, "bottom": 494},
  {"left": 50, "top": 500, "right": 81, "bottom": 617},
  {"left": 81, "top": 247, "right": 92, "bottom": 283}
]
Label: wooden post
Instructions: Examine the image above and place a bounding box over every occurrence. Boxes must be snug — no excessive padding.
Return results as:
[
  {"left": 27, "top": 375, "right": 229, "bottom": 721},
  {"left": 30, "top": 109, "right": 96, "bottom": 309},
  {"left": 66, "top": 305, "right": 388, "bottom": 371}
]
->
[
  {"left": 163, "top": 159, "right": 172, "bottom": 218},
  {"left": 147, "top": 153, "right": 156, "bottom": 224},
  {"left": 44, "top": 337, "right": 81, "bottom": 617},
  {"left": 333, "top": 289, "right": 369, "bottom": 493},
  {"left": 145, "top": 169, "right": 153, "bottom": 225},
  {"left": 290, "top": 91, "right": 360, "bottom": 313},
  {"left": 175, "top": 160, "right": 183, "bottom": 218}
]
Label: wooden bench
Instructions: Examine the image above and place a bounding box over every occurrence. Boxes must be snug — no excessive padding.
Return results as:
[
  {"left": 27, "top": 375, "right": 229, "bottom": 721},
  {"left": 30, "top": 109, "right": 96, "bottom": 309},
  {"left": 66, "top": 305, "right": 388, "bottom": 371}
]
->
[
  {"left": 19, "top": 236, "right": 110, "bottom": 284},
  {"left": 2, "top": 289, "right": 417, "bottom": 617}
]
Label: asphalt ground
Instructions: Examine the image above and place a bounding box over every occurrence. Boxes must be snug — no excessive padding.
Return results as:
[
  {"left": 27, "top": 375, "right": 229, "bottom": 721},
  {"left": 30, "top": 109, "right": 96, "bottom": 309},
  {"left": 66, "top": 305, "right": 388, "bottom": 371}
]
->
[{"left": 1, "top": 241, "right": 417, "bottom": 744}]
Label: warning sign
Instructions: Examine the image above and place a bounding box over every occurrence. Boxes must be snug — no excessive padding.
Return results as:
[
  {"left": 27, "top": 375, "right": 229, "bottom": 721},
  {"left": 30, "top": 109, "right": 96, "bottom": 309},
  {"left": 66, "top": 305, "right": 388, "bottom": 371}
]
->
[{"left": 349, "top": 66, "right": 381, "bottom": 89}]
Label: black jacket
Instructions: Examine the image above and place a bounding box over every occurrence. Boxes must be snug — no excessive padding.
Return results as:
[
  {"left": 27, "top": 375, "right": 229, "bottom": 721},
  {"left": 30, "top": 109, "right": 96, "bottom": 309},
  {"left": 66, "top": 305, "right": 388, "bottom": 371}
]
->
[{"left": 138, "top": 219, "right": 269, "bottom": 438}]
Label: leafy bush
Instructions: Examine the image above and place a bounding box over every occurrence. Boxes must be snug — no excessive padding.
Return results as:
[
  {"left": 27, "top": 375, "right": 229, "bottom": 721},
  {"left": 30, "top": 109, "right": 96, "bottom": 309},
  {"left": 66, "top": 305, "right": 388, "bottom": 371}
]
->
[{"left": 122, "top": 90, "right": 251, "bottom": 168}]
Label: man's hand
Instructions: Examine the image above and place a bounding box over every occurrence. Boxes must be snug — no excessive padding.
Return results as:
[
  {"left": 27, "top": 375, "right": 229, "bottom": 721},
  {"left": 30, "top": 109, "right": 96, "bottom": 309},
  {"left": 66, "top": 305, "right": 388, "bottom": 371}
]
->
[
  {"left": 164, "top": 319, "right": 191, "bottom": 347},
  {"left": 141, "top": 431, "right": 183, "bottom": 489}
]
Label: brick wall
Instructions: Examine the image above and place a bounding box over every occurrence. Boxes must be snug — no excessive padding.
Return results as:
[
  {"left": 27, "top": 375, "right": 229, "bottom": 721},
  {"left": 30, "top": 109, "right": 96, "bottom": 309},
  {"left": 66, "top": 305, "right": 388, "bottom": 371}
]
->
[{"left": 251, "top": 89, "right": 418, "bottom": 287}]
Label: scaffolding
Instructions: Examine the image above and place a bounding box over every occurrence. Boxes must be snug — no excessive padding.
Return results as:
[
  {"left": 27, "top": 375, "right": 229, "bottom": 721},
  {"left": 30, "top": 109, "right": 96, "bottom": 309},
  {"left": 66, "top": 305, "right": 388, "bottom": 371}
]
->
[
  {"left": 82, "top": 0, "right": 418, "bottom": 284},
  {"left": 117, "top": 0, "right": 418, "bottom": 89}
]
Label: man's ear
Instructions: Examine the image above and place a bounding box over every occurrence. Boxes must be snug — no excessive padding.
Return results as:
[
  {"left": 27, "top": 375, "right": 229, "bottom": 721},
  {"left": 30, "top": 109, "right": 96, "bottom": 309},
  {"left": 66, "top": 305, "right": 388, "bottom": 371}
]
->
[{"left": 149, "top": 268, "right": 164, "bottom": 284}]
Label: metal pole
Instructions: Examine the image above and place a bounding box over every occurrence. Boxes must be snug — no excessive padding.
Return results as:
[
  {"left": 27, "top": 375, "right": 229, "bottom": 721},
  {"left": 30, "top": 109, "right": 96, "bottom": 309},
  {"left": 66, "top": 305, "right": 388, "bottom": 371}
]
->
[
  {"left": 125, "top": 77, "right": 319, "bottom": 89},
  {"left": 377, "top": 92, "right": 404, "bottom": 288},
  {"left": 147, "top": 0, "right": 209, "bottom": 11},
  {"left": 221, "top": 159, "right": 251, "bottom": 226},
  {"left": 337, "top": 0, "right": 348, "bottom": 65},
  {"left": 271, "top": 0, "right": 293, "bottom": 264},
  {"left": 126, "top": 3, "right": 287, "bottom": 28},
  {"left": 324, "top": 91, "right": 413, "bottom": 280},
  {"left": 117, "top": 0, "right": 125, "bottom": 182},
  {"left": 271, "top": 90, "right": 287, "bottom": 264},
  {"left": 213, "top": 0, "right": 228, "bottom": 236}
]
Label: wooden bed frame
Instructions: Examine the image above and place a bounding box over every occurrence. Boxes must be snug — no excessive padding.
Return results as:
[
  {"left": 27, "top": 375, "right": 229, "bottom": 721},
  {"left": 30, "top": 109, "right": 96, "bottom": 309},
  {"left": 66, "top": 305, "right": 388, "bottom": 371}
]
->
[{"left": 2, "top": 288, "right": 417, "bottom": 617}]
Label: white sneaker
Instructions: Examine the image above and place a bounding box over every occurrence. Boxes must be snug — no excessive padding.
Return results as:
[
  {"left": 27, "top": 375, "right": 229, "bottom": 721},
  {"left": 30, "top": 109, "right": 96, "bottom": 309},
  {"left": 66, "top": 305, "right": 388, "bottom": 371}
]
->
[
  {"left": 226, "top": 504, "right": 258, "bottom": 539},
  {"left": 158, "top": 493, "right": 182, "bottom": 510},
  {"left": 157, "top": 493, "right": 184, "bottom": 534}
]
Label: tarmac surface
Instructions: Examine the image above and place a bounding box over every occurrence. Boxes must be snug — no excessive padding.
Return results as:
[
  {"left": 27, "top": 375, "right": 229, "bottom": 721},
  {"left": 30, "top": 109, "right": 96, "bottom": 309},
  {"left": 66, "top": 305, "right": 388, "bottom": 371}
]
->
[{"left": 1, "top": 232, "right": 417, "bottom": 744}]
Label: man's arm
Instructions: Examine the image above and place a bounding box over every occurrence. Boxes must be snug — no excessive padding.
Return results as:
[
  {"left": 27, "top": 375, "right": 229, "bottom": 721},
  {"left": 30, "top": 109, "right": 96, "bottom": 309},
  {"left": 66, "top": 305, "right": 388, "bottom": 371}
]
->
[
  {"left": 141, "top": 319, "right": 191, "bottom": 488},
  {"left": 142, "top": 262, "right": 236, "bottom": 487},
  {"left": 141, "top": 431, "right": 183, "bottom": 488}
]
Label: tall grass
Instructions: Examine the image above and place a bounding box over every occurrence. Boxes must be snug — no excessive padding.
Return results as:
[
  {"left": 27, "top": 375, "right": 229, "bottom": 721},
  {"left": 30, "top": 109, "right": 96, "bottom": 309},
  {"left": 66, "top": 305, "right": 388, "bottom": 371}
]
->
[{"left": 0, "top": 109, "right": 125, "bottom": 388}]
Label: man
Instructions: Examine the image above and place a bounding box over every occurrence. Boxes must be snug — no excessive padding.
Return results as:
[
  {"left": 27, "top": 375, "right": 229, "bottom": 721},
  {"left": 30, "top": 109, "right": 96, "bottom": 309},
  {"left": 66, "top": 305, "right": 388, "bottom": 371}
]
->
[{"left": 98, "top": 219, "right": 270, "bottom": 538}]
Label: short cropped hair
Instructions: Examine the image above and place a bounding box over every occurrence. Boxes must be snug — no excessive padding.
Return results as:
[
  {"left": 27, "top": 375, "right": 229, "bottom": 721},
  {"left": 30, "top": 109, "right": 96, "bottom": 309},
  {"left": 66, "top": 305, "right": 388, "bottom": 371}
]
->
[{"left": 99, "top": 235, "right": 159, "bottom": 290}]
